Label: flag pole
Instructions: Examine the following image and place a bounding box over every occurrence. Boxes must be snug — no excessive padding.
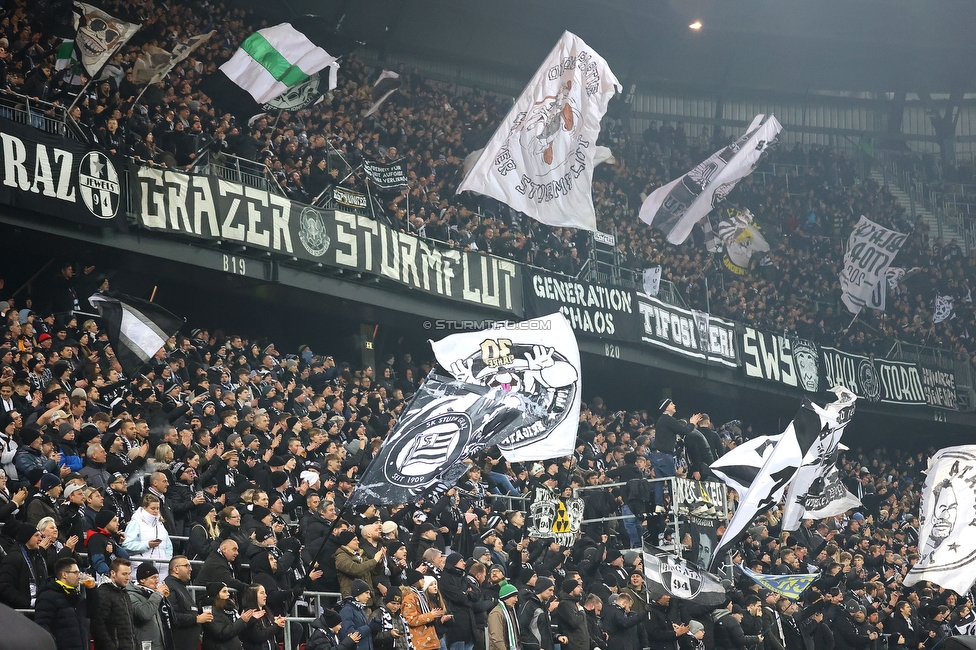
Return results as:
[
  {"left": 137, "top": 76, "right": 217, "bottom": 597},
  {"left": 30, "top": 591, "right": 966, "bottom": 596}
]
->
[
  {"left": 149, "top": 286, "right": 158, "bottom": 303},
  {"left": 66, "top": 74, "right": 96, "bottom": 114},
  {"left": 133, "top": 83, "right": 150, "bottom": 107}
]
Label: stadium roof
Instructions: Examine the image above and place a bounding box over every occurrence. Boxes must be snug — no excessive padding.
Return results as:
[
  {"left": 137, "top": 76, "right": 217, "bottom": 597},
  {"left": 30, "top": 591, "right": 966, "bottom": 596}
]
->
[{"left": 292, "top": 0, "right": 976, "bottom": 94}]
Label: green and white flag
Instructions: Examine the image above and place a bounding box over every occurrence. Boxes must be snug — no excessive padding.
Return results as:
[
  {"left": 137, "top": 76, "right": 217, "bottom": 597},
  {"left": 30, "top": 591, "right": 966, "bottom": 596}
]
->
[{"left": 201, "top": 21, "right": 340, "bottom": 119}]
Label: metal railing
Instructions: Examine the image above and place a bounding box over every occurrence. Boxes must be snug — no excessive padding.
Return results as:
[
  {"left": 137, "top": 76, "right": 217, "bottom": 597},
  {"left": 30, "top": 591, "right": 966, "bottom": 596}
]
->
[
  {"left": 0, "top": 90, "right": 77, "bottom": 139},
  {"left": 188, "top": 150, "right": 287, "bottom": 197}
]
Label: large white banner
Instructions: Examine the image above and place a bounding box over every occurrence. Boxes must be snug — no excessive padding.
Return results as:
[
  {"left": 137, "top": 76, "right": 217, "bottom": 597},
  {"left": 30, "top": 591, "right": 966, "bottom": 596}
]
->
[
  {"left": 430, "top": 313, "right": 581, "bottom": 462},
  {"left": 905, "top": 446, "right": 976, "bottom": 594},
  {"left": 456, "top": 31, "right": 620, "bottom": 231},
  {"left": 840, "top": 216, "right": 907, "bottom": 314},
  {"left": 639, "top": 114, "right": 782, "bottom": 245}
]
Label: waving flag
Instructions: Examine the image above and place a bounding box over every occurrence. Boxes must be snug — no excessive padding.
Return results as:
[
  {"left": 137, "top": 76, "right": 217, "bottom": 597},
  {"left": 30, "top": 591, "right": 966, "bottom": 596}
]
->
[
  {"left": 639, "top": 114, "right": 781, "bottom": 245},
  {"left": 904, "top": 446, "right": 976, "bottom": 594},
  {"left": 457, "top": 31, "right": 621, "bottom": 231},
  {"left": 202, "top": 21, "right": 339, "bottom": 118},
  {"left": 717, "top": 208, "right": 771, "bottom": 275},
  {"left": 781, "top": 388, "right": 861, "bottom": 530},
  {"left": 644, "top": 544, "right": 727, "bottom": 606},
  {"left": 710, "top": 434, "right": 784, "bottom": 496},
  {"left": 431, "top": 313, "right": 581, "bottom": 462},
  {"left": 133, "top": 31, "right": 213, "bottom": 85},
  {"left": 738, "top": 565, "right": 819, "bottom": 600},
  {"left": 708, "top": 400, "right": 821, "bottom": 571},
  {"left": 840, "top": 216, "right": 907, "bottom": 314},
  {"left": 347, "top": 372, "right": 542, "bottom": 506},
  {"left": 364, "top": 70, "right": 402, "bottom": 117},
  {"left": 72, "top": 2, "right": 140, "bottom": 77},
  {"left": 88, "top": 293, "right": 184, "bottom": 376}
]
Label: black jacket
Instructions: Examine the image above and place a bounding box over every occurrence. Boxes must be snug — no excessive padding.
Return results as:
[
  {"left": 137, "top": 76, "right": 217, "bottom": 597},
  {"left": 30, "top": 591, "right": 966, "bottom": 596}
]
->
[
  {"left": 92, "top": 580, "right": 138, "bottom": 650},
  {"left": 646, "top": 600, "right": 683, "bottom": 650},
  {"left": 712, "top": 609, "right": 761, "bottom": 650},
  {"left": 202, "top": 602, "right": 249, "bottom": 650},
  {"left": 553, "top": 595, "right": 589, "bottom": 650},
  {"left": 195, "top": 550, "right": 249, "bottom": 593},
  {"left": 0, "top": 542, "right": 48, "bottom": 608},
  {"left": 601, "top": 604, "right": 645, "bottom": 650},
  {"left": 519, "top": 593, "right": 555, "bottom": 650},
  {"left": 653, "top": 414, "right": 695, "bottom": 455},
  {"left": 165, "top": 574, "right": 202, "bottom": 650},
  {"left": 33, "top": 578, "right": 96, "bottom": 650},
  {"left": 439, "top": 565, "right": 476, "bottom": 644},
  {"left": 832, "top": 614, "right": 873, "bottom": 650}
]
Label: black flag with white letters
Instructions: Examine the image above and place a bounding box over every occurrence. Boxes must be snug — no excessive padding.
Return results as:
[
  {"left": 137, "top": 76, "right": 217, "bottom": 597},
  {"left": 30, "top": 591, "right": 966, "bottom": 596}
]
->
[{"left": 0, "top": 116, "right": 127, "bottom": 229}]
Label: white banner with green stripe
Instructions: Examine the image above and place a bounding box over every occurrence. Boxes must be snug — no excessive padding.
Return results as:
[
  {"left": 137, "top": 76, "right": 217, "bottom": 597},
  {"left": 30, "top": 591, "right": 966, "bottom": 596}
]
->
[{"left": 220, "top": 23, "right": 338, "bottom": 104}]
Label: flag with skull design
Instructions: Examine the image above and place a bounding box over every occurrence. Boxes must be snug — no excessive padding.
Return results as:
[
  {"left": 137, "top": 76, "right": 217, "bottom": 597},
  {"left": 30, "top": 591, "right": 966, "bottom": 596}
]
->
[
  {"left": 72, "top": 2, "right": 140, "bottom": 77},
  {"left": 430, "top": 313, "right": 582, "bottom": 462}
]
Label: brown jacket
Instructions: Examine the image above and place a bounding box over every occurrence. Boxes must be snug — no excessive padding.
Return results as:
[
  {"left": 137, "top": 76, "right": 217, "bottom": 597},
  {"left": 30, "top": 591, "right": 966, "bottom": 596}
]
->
[
  {"left": 401, "top": 588, "right": 441, "bottom": 650},
  {"left": 334, "top": 545, "right": 379, "bottom": 603},
  {"left": 488, "top": 603, "right": 521, "bottom": 650}
]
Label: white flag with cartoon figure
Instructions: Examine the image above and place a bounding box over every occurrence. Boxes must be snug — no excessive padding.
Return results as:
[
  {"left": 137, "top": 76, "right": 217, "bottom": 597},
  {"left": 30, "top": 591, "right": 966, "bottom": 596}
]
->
[
  {"left": 904, "top": 445, "right": 976, "bottom": 594},
  {"left": 456, "top": 31, "right": 621, "bottom": 231},
  {"left": 431, "top": 313, "right": 582, "bottom": 462}
]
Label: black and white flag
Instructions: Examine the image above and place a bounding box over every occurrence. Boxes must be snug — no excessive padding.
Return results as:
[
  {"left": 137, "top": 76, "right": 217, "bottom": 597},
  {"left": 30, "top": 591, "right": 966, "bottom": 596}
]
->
[
  {"left": 781, "top": 387, "right": 861, "bottom": 531},
  {"left": 933, "top": 295, "right": 955, "bottom": 324},
  {"left": 904, "top": 445, "right": 976, "bottom": 594},
  {"left": 347, "top": 372, "right": 543, "bottom": 506},
  {"left": 72, "top": 2, "right": 140, "bottom": 77},
  {"left": 710, "top": 434, "right": 784, "bottom": 496},
  {"left": 642, "top": 266, "right": 662, "bottom": 296},
  {"left": 644, "top": 544, "right": 727, "bottom": 606},
  {"left": 840, "top": 216, "right": 907, "bottom": 314},
  {"left": 639, "top": 114, "right": 781, "bottom": 245},
  {"left": 431, "top": 313, "right": 581, "bottom": 462},
  {"left": 88, "top": 292, "right": 184, "bottom": 376},
  {"left": 708, "top": 400, "right": 821, "bottom": 571},
  {"left": 364, "top": 70, "right": 402, "bottom": 117}
]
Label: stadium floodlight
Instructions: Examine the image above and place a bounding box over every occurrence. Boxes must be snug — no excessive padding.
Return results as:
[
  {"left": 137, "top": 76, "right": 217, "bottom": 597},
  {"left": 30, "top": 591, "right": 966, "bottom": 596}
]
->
[{"left": 689, "top": 21, "right": 702, "bottom": 30}]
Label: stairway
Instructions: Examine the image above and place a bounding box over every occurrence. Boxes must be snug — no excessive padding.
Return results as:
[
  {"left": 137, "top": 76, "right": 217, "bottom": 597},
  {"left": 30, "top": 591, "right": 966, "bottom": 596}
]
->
[{"left": 869, "top": 170, "right": 968, "bottom": 248}]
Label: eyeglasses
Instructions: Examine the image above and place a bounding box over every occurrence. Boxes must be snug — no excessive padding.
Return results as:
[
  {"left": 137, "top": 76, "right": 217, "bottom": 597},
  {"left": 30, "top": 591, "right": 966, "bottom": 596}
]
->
[
  {"left": 173, "top": 563, "right": 191, "bottom": 569},
  {"left": 64, "top": 570, "right": 80, "bottom": 575}
]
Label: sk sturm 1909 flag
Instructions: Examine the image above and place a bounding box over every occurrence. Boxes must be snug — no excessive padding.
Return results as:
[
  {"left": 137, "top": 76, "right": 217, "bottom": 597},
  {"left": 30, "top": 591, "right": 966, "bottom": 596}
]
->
[
  {"left": 133, "top": 31, "right": 213, "bottom": 86},
  {"left": 738, "top": 565, "right": 819, "bottom": 600},
  {"left": 708, "top": 400, "right": 821, "bottom": 571},
  {"left": 933, "top": 294, "right": 955, "bottom": 324},
  {"left": 639, "top": 114, "right": 782, "bottom": 245},
  {"left": 710, "top": 434, "right": 784, "bottom": 496},
  {"left": 88, "top": 293, "right": 184, "bottom": 376},
  {"left": 781, "top": 387, "right": 861, "bottom": 531},
  {"left": 202, "top": 22, "right": 339, "bottom": 118},
  {"left": 72, "top": 2, "right": 140, "bottom": 77},
  {"left": 717, "top": 208, "right": 771, "bottom": 275},
  {"left": 347, "top": 372, "right": 545, "bottom": 506},
  {"left": 840, "top": 216, "right": 907, "bottom": 315},
  {"left": 364, "top": 70, "right": 402, "bottom": 117},
  {"left": 456, "top": 31, "right": 621, "bottom": 232},
  {"left": 644, "top": 544, "right": 727, "bottom": 606},
  {"left": 904, "top": 446, "right": 976, "bottom": 594},
  {"left": 431, "top": 313, "right": 581, "bottom": 462}
]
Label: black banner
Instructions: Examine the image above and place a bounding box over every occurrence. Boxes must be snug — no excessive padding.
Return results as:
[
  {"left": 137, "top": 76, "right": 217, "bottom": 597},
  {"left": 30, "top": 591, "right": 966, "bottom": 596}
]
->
[
  {"left": 332, "top": 186, "right": 367, "bottom": 209},
  {"left": 130, "top": 165, "right": 522, "bottom": 314},
  {"left": 363, "top": 158, "right": 408, "bottom": 190},
  {"left": 820, "top": 347, "right": 926, "bottom": 406},
  {"left": 522, "top": 272, "right": 642, "bottom": 341},
  {"left": 637, "top": 294, "right": 739, "bottom": 367},
  {"left": 918, "top": 363, "right": 960, "bottom": 411},
  {"left": 740, "top": 327, "right": 821, "bottom": 393},
  {"left": 0, "top": 116, "right": 125, "bottom": 228}
]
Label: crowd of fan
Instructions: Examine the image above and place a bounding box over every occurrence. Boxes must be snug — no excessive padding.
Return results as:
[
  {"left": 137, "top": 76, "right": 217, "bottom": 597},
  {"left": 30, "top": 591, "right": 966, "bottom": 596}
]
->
[
  {"left": 0, "top": 269, "right": 969, "bottom": 650},
  {"left": 0, "top": 0, "right": 973, "bottom": 365}
]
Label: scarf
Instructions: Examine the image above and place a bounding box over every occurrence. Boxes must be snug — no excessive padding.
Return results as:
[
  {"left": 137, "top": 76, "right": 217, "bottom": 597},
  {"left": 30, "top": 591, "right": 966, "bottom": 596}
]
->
[
  {"left": 379, "top": 606, "right": 394, "bottom": 631},
  {"left": 497, "top": 602, "right": 519, "bottom": 650}
]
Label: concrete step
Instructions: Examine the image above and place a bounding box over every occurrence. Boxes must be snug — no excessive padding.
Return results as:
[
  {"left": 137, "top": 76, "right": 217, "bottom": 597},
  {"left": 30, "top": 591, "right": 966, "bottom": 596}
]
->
[{"left": 869, "top": 170, "right": 966, "bottom": 247}]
